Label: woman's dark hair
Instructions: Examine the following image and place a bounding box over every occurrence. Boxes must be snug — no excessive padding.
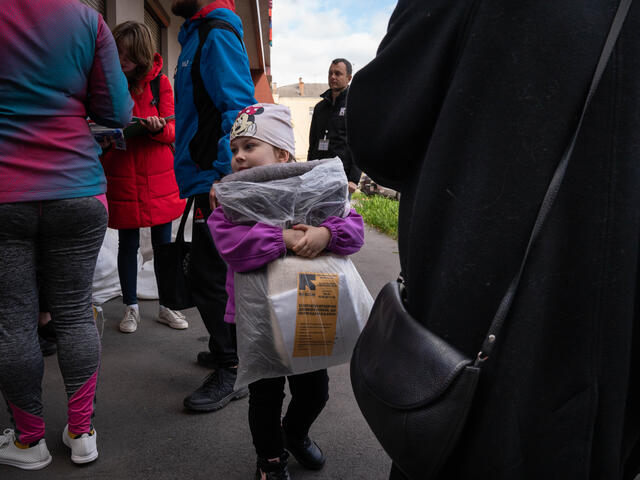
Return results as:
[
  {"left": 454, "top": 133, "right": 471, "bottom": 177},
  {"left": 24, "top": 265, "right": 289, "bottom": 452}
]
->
[{"left": 112, "top": 21, "right": 155, "bottom": 94}]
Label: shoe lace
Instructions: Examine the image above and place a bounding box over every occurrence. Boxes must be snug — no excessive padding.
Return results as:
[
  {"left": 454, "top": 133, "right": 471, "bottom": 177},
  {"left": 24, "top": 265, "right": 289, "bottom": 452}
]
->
[
  {"left": 0, "top": 429, "right": 15, "bottom": 447},
  {"left": 262, "top": 468, "right": 289, "bottom": 480},
  {"left": 124, "top": 307, "right": 138, "bottom": 324},
  {"left": 258, "top": 452, "right": 290, "bottom": 480},
  {"left": 201, "top": 370, "right": 222, "bottom": 390},
  {"left": 160, "top": 307, "right": 186, "bottom": 321}
]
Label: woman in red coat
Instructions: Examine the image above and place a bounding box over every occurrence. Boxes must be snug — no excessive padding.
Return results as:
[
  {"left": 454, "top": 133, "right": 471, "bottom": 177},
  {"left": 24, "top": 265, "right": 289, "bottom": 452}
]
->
[{"left": 102, "top": 21, "right": 187, "bottom": 334}]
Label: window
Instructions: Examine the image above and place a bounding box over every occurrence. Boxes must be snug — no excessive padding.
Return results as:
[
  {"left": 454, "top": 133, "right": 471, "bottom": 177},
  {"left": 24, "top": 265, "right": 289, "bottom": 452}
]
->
[
  {"left": 78, "top": 0, "right": 105, "bottom": 14},
  {"left": 144, "top": 3, "right": 162, "bottom": 54}
]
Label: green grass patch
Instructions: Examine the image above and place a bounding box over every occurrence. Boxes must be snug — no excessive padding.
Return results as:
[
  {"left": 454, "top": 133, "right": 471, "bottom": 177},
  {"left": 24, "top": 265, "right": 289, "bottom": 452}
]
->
[{"left": 352, "top": 192, "right": 399, "bottom": 240}]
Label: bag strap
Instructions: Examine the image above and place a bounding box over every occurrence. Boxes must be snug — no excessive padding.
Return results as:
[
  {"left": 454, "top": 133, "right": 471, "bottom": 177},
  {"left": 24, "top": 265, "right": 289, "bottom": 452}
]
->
[
  {"left": 176, "top": 197, "right": 194, "bottom": 244},
  {"left": 148, "top": 73, "right": 176, "bottom": 154},
  {"left": 150, "top": 73, "right": 162, "bottom": 114},
  {"left": 475, "top": 0, "right": 633, "bottom": 366},
  {"left": 189, "top": 18, "right": 244, "bottom": 172},
  {"left": 200, "top": 18, "right": 244, "bottom": 49}
]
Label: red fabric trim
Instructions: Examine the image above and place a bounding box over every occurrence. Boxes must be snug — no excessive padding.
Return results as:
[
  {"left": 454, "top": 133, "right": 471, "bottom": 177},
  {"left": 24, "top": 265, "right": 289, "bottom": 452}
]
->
[
  {"left": 8, "top": 402, "right": 45, "bottom": 444},
  {"left": 191, "top": 0, "right": 235, "bottom": 19},
  {"left": 68, "top": 372, "right": 99, "bottom": 435}
]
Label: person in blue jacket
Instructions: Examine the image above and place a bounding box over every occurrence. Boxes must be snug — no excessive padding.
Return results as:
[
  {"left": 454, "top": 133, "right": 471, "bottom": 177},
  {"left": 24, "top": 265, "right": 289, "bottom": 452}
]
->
[{"left": 171, "top": 0, "right": 257, "bottom": 412}]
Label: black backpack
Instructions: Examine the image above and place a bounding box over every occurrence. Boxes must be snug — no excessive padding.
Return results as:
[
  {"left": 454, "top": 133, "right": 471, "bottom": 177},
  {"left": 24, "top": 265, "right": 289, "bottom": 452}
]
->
[
  {"left": 188, "top": 18, "right": 243, "bottom": 171},
  {"left": 149, "top": 73, "right": 162, "bottom": 114}
]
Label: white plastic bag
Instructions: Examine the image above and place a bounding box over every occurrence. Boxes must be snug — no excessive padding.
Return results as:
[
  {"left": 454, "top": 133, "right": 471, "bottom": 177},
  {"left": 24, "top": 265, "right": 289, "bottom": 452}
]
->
[
  {"left": 234, "top": 253, "right": 373, "bottom": 388},
  {"left": 92, "top": 228, "right": 121, "bottom": 305}
]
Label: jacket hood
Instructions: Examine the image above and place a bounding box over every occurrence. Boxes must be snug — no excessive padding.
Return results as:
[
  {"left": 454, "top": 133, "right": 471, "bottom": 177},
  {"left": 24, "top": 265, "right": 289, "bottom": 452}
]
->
[
  {"left": 142, "top": 53, "right": 163, "bottom": 83},
  {"left": 178, "top": 3, "right": 243, "bottom": 45}
]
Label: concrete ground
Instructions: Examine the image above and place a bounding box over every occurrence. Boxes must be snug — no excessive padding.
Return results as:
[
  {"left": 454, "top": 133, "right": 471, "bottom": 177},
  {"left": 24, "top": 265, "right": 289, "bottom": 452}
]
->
[{"left": 0, "top": 226, "right": 400, "bottom": 480}]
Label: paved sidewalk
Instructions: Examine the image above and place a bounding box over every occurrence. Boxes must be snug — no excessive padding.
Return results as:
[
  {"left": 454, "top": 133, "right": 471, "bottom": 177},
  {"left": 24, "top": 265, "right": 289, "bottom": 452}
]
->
[{"left": 0, "top": 226, "right": 400, "bottom": 480}]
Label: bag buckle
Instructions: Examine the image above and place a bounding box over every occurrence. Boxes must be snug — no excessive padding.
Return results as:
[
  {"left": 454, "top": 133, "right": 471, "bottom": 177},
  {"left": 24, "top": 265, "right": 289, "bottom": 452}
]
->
[
  {"left": 475, "top": 351, "right": 489, "bottom": 364},
  {"left": 475, "top": 334, "right": 496, "bottom": 365}
]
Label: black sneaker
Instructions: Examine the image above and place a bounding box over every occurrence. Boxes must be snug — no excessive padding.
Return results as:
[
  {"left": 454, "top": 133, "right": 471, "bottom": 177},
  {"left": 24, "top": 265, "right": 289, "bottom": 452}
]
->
[
  {"left": 196, "top": 351, "right": 217, "bottom": 369},
  {"left": 183, "top": 367, "right": 248, "bottom": 412},
  {"left": 255, "top": 452, "right": 292, "bottom": 480},
  {"left": 283, "top": 433, "right": 325, "bottom": 470}
]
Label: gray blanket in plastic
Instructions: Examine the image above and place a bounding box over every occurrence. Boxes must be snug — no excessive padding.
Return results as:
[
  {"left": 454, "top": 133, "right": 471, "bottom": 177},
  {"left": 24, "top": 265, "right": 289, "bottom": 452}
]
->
[{"left": 213, "top": 158, "right": 349, "bottom": 227}]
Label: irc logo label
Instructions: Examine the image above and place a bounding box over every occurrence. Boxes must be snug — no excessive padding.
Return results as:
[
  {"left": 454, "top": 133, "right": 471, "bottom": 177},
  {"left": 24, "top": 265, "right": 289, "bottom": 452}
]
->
[{"left": 298, "top": 273, "right": 317, "bottom": 292}]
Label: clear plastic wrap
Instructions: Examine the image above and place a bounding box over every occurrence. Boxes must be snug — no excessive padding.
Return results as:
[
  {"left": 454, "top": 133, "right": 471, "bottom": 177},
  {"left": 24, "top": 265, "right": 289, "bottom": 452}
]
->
[
  {"left": 213, "top": 158, "right": 349, "bottom": 228},
  {"left": 214, "top": 157, "right": 371, "bottom": 386},
  {"left": 234, "top": 253, "right": 374, "bottom": 388}
]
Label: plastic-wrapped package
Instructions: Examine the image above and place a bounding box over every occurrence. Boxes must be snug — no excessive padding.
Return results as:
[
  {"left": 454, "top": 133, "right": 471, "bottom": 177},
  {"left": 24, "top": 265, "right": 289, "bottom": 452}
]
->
[
  {"left": 234, "top": 253, "right": 373, "bottom": 388},
  {"left": 213, "top": 158, "right": 349, "bottom": 228},
  {"left": 213, "top": 158, "right": 372, "bottom": 386}
]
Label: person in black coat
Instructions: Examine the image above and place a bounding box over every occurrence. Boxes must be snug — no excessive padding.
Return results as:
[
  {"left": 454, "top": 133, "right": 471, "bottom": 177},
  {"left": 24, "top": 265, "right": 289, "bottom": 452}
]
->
[
  {"left": 347, "top": 0, "right": 640, "bottom": 479},
  {"left": 308, "top": 59, "right": 362, "bottom": 194}
]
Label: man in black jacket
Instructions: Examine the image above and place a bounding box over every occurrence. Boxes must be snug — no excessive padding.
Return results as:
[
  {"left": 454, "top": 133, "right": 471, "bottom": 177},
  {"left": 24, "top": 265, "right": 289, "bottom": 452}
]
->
[
  {"left": 348, "top": 0, "right": 640, "bottom": 479},
  {"left": 308, "top": 58, "right": 361, "bottom": 193}
]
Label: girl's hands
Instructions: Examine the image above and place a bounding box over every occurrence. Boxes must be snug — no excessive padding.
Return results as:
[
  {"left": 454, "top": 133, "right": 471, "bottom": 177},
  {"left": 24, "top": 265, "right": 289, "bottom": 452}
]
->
[
  {"left": 283, "top": 229, "right": 304, "bottom": 250},
  {"left": 142, "top": 116, "right": 166, "bottom": 133},
  {"left": 291, "top": 224, "right": 331, "bottom": 258}
]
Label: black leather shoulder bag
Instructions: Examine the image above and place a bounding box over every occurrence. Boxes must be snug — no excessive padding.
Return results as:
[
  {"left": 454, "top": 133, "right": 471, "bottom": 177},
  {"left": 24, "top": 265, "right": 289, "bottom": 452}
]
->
[{"left": 350, "top": 1, "right": 632, "bottom": 478}]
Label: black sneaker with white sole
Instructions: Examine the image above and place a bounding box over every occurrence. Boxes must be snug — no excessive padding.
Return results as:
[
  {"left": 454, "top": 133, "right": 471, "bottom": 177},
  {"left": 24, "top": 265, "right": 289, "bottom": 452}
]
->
[
  {"left": 183, "top": 367, "right": 248, "bottom": 412},
  {"left": 255, "top": 452, "right": 292, "bottom": 480}
]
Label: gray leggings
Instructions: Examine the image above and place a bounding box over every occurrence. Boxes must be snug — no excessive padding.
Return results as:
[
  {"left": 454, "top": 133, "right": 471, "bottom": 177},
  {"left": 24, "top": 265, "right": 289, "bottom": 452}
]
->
[{"left": 0, "top": 197, "right": 106, "bottom": 442}]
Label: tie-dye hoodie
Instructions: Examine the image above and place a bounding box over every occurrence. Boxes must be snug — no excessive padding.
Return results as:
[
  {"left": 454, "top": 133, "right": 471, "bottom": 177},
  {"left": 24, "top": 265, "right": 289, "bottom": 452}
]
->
[{"left": 0, "top": 0, "right": 133, "bottom": 204}]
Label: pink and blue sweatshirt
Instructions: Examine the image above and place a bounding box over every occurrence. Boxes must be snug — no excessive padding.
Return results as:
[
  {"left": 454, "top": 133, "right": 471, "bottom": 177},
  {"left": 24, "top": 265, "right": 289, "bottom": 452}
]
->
[
  {"left": 0, "top": 0, "right": 133, "bottom": 204},
  {"left": 209, "top": 207, "right": 365, "bottom": 323}
]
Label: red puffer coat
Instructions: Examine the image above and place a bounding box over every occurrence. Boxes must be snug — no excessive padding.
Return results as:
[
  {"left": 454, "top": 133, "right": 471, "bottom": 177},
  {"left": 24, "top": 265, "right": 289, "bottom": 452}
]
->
[{"left": 101, "top": 53, "right": 184, "bottom": 229}]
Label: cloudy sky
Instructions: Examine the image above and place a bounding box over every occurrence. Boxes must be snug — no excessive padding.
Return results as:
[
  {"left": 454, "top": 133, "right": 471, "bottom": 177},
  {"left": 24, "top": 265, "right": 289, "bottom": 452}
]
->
[{"left": 270, "top": 0, "right": 397, "bottom": 87}]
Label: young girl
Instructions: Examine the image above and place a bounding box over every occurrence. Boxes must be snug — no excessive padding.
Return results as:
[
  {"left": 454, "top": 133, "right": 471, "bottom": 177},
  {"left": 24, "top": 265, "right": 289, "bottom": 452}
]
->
[
  {"left": 101, "top": 22, "right": 186, "bottom": 333},
  {"left": 208, "top": 104, "right": 365, "bottom": 480}
]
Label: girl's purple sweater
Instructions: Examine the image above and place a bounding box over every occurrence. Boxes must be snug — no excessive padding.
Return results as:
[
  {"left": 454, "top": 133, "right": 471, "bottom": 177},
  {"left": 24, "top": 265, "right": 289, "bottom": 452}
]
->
[{"left": 208, "top": 207, "right": 365, "bottom": 323}]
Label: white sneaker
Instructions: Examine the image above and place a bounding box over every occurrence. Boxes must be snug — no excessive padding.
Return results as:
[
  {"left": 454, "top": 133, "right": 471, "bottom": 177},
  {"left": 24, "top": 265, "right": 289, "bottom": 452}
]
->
[
  {"left": 119, "top": 305, "right": 139, "bottom": 333},
  {"left": 62, "top": 425, "right": 98, "bottom": 464},
  {"left": 0, "top": 428, "right": 52, "bottom": 470},
  {"left": 157, "top": 307, "right": 188, "bottom": 330}
]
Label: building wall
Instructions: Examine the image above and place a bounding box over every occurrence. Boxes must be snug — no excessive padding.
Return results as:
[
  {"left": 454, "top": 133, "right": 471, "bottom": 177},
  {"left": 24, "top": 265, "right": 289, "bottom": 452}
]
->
[
  {"left": 275, "top": 96, "right": 321, "bottom": 162},
  {"left": 92, "top": 0, "right": 268, "bottom": 90},
  {"left": 106, "top": 0, "right": 144, "bottom": 26},
  {"left": 159, "top": 0, "right": 183, "bottom": 81}
]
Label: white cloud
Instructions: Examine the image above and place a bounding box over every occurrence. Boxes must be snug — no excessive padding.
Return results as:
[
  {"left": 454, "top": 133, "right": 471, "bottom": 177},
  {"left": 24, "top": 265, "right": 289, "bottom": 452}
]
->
[{"left": 271, "top": 0, "right": 396, "bottom": 87}]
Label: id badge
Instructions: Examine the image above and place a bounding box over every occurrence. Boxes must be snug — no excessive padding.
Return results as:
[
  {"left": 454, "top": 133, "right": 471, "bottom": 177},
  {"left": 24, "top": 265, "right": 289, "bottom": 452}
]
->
[{"left": 318, "top": 139, "right": 330, "bottom": 151}]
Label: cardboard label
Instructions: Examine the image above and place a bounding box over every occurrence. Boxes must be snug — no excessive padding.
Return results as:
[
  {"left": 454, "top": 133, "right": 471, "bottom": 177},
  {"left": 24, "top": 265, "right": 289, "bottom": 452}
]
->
[{"left": 293, "top": 272, "right": 339, "bottom": 357}]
